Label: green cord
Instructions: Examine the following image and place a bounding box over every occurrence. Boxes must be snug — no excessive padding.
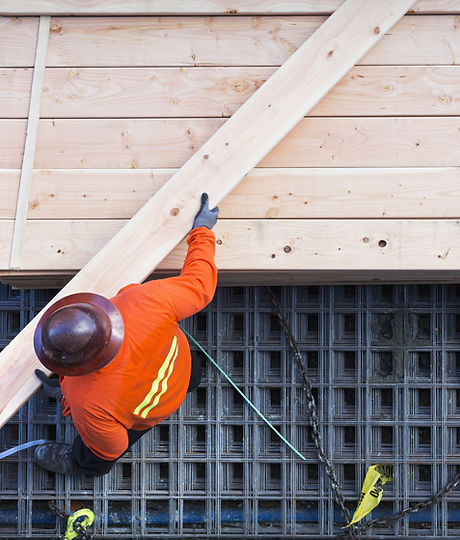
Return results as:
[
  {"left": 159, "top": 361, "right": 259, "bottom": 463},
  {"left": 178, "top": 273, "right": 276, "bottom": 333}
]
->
[{"left": 181, "top": 327, "right": 307, "bottom": 461}]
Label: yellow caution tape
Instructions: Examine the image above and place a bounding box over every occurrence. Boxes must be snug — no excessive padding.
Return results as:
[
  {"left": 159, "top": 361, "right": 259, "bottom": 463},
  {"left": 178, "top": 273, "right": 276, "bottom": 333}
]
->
[
  {"left": 348, "top": 464, "right": 393, "bottom": 526},
  {"left": 64, "top": 508, "right": 95, "bottom": 540}
]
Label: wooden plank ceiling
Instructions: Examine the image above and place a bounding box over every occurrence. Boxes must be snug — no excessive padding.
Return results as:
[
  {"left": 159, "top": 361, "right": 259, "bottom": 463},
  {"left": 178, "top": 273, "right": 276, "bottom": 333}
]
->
[
  {"left": 1, "top": 3, "right": 459, "bottom": 287},
  {"left": 0, "top": 0, "right": 417, "bottom": 428}
]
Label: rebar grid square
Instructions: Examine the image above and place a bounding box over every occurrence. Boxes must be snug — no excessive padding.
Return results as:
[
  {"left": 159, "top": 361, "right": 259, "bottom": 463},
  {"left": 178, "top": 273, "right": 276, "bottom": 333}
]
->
[{"left": 1, "top": 284, "right": 459, "bottom": 538}]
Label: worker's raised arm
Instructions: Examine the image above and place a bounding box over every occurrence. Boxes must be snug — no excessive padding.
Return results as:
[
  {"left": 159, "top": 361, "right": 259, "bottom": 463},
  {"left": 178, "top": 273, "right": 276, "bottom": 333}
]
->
[
  {"left": 114, "top": 194, "right": 219, "bottom": 321},
  {"left": 167, "top": 193, "right": 219, "bottom": 320}
]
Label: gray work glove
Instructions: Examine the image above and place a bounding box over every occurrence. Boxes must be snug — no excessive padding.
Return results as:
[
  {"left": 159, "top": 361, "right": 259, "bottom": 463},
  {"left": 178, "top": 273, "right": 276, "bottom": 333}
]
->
[
  {"left": 35, "top": 369, "right": 63, "bottom": 401},
  {"left": 192, "top": 193, "right": 219, "bottom": 230}
]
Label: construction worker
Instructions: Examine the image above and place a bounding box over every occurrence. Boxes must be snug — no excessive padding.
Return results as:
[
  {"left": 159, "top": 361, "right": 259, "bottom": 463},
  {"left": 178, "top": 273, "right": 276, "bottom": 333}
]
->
[{"left": 33, "top": 193, "right": 218, "bottom": 476}]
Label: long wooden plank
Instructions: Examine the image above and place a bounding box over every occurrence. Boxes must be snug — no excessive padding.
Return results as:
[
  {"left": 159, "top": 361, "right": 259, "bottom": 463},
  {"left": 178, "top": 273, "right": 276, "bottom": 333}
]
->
[
  {"left": 5, "top": 219, "right": 459, "bottom": 271},
  {"left": 0, "top": 0, "right": 455, "bottom": 15},
  {"left": 0, "top": 0, "right": 415, "bottom": 427},
  {"left": 0, "top": 65, "right": 451, "bottom": 118},
  {"left": 9, "top": 16, "right": 50, "bottom": 270},
  {"left": 41, "top": 16, "right": 458, "bottom": 67},
  {"left": 1, "top": 15, "right": 458, "bottom": 70},
  {"left": 2, "top": 167, "right": 460, "bottom": 220},
  {"left": 2, "top": 117, "right": 460, "bottom": 168}
]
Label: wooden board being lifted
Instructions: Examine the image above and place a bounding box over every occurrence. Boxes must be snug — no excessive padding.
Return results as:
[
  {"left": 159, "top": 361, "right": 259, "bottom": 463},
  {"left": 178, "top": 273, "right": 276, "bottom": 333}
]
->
[{"left": 0, "top": 0, "right": 415, "bottom": 427}]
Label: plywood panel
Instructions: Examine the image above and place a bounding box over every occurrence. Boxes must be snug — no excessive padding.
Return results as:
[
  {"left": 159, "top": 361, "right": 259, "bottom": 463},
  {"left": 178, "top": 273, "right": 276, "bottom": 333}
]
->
[
  {"left": 0, "top": 18, "right": 39, "bottom": 67},
  {"left": 5, "top": 167, "right": 459, "bottom": 219},
  {"left": 8, "top": 65, "right": 453, "bottom": 118},
  {"left": 15, "top": 219, "right": 460, "bottom": 271},
  {"left": 2, "top": 117, "right": 459, "bottom": 168},
  {"left": 44, "top": 16, "right": 460, "bottom": 67},
  {"left": 0, "top": 0, "right": 458, "bottom": 15}
]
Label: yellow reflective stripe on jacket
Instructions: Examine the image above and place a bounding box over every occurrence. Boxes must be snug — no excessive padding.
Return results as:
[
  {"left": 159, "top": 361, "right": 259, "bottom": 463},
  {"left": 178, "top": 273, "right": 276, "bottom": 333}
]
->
[
  {"left": 139, "top": 344, "right": 179, "bottom": 419},
  {"left": 133, "top": 336, "right": 178, "bottom": 417}
]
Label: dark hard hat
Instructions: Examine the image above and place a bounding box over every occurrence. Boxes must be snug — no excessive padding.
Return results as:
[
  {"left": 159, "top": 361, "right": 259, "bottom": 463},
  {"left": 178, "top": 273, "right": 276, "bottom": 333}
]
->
[{"left": 34, "top": 293, "right": 124, "bottom": 376}]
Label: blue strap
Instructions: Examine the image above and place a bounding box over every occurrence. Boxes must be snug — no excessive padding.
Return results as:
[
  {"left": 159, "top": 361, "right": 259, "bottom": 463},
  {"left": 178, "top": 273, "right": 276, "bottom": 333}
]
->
[
  {"left": 0, "top": 439, "right": 48, "bottom": 460},
  {"left": 181, "top": 327, "right": 307, "bottom": 461}
]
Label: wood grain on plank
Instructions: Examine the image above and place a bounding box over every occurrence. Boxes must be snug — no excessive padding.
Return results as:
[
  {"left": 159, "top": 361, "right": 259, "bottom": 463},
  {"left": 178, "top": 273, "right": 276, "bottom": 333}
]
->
[
  {"left": 0, "top": 18, "right": 39, "bottom": 67},
  {"left": 0, "top": 0, "right": 456, "bottom": 15},
  {"left": 4, "top": 167, "right": 460, "bottom": 219},
  {"left": 2, "top": 117, "right": 459, "bottom": 168},
  {"left": 0, "top": 171, "right": 19, "bottom": 218},
  {"left": 18, "top": 66, "right": 459, "bottom": 118},
  {"left": 44, "top": 16, "right": 460, "bottom": 67},
  {"left": 0, "top": 69, "right": 32, "bottom": 117},
  {"left": 0, "top": 0, "right": 415, "bottom": 427},
  {"left": 12, "top": 219, "right": 460, "bottom": 271},
  {"left": 259, "top": 117, "right": 460, "bottom": 167},
  {"left": 0, "top": 221, "right": 14, "bottom": 267}
]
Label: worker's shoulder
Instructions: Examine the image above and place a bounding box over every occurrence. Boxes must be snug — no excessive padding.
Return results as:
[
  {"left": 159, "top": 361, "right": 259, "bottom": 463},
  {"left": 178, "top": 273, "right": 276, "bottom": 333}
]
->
[{"left": 112, "top": 283, "right": 140, "bottom": 297}]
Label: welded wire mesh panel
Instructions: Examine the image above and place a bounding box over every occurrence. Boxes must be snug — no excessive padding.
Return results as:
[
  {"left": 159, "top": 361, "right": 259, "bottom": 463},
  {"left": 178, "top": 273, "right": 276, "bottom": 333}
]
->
[{"left": 0, "top": 284, "right": 459, "bottom": 538}]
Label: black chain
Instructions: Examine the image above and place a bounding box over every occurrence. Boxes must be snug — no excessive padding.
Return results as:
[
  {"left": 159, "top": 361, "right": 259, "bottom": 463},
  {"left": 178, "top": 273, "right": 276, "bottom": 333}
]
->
[
  {"left": 268, "top": 287, "right": 460, "bottom": 536},
  {"left": 268, "top": 288, "right": 357, "bottom": 539},
  {"left": 49, "top": 502, "right": 94, "bottom": 540}
]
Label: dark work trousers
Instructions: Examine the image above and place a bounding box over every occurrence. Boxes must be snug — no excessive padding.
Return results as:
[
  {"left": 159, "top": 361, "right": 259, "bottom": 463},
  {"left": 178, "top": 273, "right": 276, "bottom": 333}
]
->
[{"left": 71, "top": 350, "right": 202, "bottom": 476}]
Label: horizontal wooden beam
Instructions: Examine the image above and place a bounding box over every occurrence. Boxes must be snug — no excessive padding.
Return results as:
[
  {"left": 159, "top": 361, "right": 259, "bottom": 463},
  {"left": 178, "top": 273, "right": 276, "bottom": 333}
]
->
[
  {"left": 0, "top": 15, "right": 447, "bottom": 67},
  {"left": 0, "top": 0, "right": 455, "bottom": 15},
  {"left": 0, "top": 0, "right": 415, "bottom": 427},
  {"left": 4, "top": 65, "right": 460, "bottom": 119},
  {"left": 0, "top": 219, "right": 457, "bottom": 271},
  {"left": 2, "top": 117, "right": 459, "bottom": 168},
  {"left": 2, "top": 167, "right": 460, "bottom": 220},
  {"left": 1, "top": 15, "right": 457, "bottom": 68},
  {"left": 5, "top": 269, "right": 460, "bottom": 290}
]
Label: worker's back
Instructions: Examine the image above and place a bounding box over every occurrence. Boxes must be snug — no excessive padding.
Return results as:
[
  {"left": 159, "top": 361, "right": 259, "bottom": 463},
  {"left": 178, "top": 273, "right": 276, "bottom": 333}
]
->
[{"left": 60, "top": 227, "right": 217, "bottom": 460}]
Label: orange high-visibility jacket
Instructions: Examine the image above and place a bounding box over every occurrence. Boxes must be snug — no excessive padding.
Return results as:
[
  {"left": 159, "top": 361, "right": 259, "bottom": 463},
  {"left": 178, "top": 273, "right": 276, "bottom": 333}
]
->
[{"left": 60, "top": 227, "right": 217, "bottom": 460}]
